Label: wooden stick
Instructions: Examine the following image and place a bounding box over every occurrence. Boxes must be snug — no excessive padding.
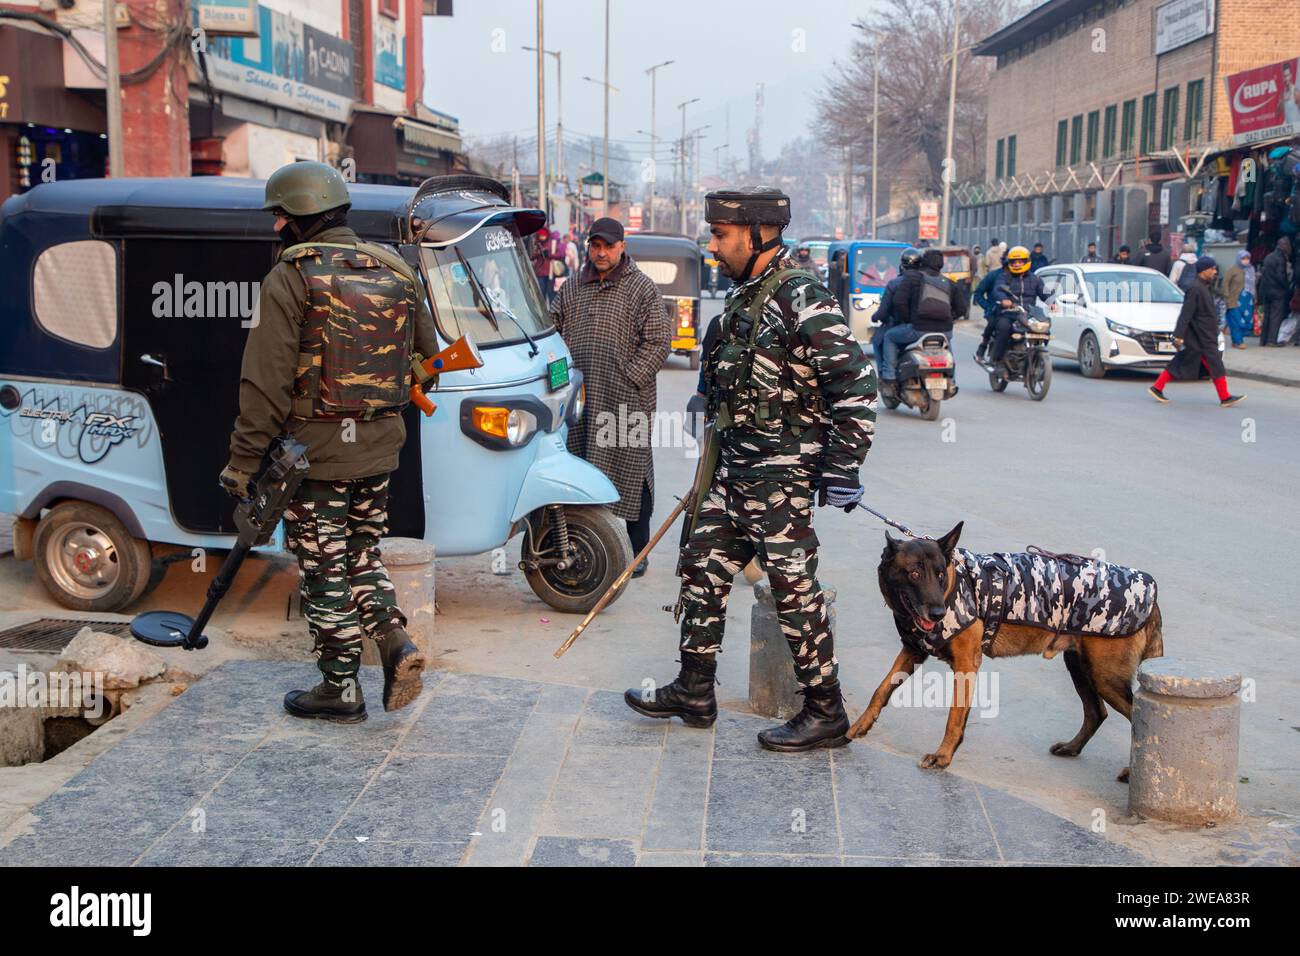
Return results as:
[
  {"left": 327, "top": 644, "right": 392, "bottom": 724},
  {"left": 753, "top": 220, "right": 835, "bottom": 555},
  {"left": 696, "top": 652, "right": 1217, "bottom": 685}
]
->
[{"left": 553, "top": 493, "right": 689, "bottom": 659}]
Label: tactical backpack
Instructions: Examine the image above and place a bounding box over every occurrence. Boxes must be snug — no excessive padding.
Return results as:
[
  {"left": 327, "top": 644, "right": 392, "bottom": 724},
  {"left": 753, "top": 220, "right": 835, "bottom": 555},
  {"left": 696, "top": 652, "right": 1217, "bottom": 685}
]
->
[{"left": 280, "top": 241, "right": 421, "bottom": 422}]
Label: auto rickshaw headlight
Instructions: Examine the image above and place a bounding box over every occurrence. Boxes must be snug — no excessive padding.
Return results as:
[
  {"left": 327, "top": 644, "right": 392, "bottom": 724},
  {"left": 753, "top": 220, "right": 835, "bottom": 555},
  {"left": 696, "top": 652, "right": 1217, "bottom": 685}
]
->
[
  {"left": 570, "top": 382, "right": 586, "bottom": 424},
  {"left": 472, "top": 406, "right": 537, "bottom": 446}
]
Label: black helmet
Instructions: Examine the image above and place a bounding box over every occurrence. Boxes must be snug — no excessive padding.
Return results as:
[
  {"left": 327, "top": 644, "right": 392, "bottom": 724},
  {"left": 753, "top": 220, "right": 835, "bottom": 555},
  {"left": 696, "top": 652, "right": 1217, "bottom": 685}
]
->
[
  {"left": 704, "top": 186, "right": 792, "bottom": 281},
  {"left": 900, "top": 247, "right": 923, "bottom": 270}
]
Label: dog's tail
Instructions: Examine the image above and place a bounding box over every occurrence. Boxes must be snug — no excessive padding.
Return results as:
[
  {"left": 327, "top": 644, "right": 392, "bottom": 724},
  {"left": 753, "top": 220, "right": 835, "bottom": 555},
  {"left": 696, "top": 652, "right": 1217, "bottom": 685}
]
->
[{"left": 1142, "top": 603, "right": 1164, "bottom": 661}]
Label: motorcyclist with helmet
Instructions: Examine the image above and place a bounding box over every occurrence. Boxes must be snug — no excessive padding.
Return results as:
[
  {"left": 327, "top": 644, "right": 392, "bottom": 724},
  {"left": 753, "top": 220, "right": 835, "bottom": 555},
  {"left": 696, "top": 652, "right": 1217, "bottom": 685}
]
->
[
  {"left": 983, "top": 245, "right": 1048, "bottom": 368},
  {"left": 877, "top": 247, "right": 966, "bottom": 397},
  {"left": 870, "top": 246, "right": 922, "bottom": 388}
]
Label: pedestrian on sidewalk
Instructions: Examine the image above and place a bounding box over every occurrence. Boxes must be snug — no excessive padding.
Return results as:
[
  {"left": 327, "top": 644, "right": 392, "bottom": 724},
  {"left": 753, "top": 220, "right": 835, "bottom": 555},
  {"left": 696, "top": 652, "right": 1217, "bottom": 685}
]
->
[
  {"left": 1259, "top": 237, "right": 1293, "bottom": 346},
  {"left": 1220, "top": 250, "right": 1254, "bottom": 349},
  {"left": 1082, "top": 241, "right": 1102, "bottom": 263},
  {"left": 1112, "top": 244, "right": 1132, "bottom": 264},
  {"left": 550, "top": 216, "right": 671, "bottom": 577},
  {"left": 1139, "top": 229, "right": 1172, "bottom": 275},
  {"left": 1030, "top": 243, "right": 1050, "bottom": 271},
  {"left": 1170, "top": 250, "right": 1199, "bottom": 290},
  {"left": 982, "top": 239, "right": 1005, "bottom": 277},
  {"left": 1149, "top": 256, "right": 1245, "bottom": 407}
]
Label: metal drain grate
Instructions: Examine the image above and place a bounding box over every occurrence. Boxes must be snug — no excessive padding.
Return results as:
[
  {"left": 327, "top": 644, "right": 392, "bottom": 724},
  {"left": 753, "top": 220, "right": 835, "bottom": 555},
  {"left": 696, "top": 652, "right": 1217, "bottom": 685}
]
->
[{"left": 0, "top": 619, "right": 132, "bottom": 653}]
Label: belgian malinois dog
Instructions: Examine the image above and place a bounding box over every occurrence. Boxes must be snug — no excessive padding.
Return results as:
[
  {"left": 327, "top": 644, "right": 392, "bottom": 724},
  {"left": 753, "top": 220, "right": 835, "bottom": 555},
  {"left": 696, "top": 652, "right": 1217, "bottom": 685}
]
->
[{"left": 848, "top": 522, "right": 1164, "bottom": 781}]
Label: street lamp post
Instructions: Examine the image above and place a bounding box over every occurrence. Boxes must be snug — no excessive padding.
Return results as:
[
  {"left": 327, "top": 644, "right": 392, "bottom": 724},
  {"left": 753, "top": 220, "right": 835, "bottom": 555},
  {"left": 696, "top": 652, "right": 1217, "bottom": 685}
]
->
[
  {"left": 871, "top": 32, "right": 880, "bottom": 240},
  {"left": 676, "top": 97, "right": 700, "bottom": 234},
  {"left": 582, "top": 74, "right": 621, "bottom": 215},
  {"left": 534, "top": 1, "right": 546, "bottom": 216},
  {"left": 940, "top": 0, "right": 961, "bottom": 246},
  {"left": 686, "top": 124, "right": 710, "bottom": 237},
  {"left": 644, "top": 59, "right": 674, "bottom": 231},
  {"left": 523, "top": 45, "right": 563, "bottom": 197},
  {"left": 104, "top": 0, "right": 124, "bottom": 177}
]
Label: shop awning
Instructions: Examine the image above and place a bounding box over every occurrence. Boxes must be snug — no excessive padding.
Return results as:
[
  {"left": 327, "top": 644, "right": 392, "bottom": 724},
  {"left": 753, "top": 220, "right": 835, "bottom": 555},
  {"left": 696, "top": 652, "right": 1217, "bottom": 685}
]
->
[{"left": 398, "top": 118, "right": 460, "bottom": 156}]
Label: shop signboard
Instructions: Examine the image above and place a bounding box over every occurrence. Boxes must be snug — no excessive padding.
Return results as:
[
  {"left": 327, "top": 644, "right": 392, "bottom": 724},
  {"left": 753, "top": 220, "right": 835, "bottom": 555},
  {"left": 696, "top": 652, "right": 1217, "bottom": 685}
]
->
[
  {"left": 196, "top": 0, "right": 258, "bottom": 38},
  {"left": 1154, "top": 0, "right": 1214, "bottom": 57},
  {"left": 1225, "top": 56, "right": 1300, "bottom": 145},
  {"left": 203, "top": 4, "right": 353, "bottom": 122}
]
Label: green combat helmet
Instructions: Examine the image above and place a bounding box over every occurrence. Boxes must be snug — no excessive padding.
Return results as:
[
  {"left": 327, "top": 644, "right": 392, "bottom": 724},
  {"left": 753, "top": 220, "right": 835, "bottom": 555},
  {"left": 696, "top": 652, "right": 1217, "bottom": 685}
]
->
[{"left": 263, "top": 161, "right": 352, "bottom": 216}]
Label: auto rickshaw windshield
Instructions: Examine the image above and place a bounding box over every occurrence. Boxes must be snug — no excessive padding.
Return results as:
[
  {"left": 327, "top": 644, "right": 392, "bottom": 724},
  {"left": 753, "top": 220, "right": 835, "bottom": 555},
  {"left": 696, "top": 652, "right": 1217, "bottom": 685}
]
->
[
  {"left": 420, "top": 223, "right": 554, "bottom": 346},
  {"left": 853, "top": 248, "right": 898, "bottom": 286}
]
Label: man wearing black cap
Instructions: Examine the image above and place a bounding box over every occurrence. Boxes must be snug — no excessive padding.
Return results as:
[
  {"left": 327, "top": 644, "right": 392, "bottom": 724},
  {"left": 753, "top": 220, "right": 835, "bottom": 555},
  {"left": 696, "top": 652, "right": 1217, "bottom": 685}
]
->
[
  {"left": 551, "top": 217, "right": 671, "bottom": 575},
  {"left": 623, "top": 186, "right": 878, "bottom": 753},
  {"left": 1149, "top": 256, "right": 1245, "bottom": 406}
]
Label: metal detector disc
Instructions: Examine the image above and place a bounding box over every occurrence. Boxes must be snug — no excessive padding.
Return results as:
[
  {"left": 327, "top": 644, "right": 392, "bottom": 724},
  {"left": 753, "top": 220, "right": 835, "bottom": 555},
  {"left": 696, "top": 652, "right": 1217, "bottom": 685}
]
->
[{"left": 131, "top": 610, "right": 207, "bottom": 649}]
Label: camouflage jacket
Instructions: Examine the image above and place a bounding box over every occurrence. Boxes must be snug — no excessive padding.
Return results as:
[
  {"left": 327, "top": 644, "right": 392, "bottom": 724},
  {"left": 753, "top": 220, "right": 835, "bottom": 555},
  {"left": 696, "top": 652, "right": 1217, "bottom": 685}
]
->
[
  {"left": 228, "top": 226, "right": 439, "bottom": 481},
  {"left": 901, "top": 548, "right": 1159, "bottom": 655},
  {"left": 706, "top": 254, "right": 876, "bottom": 484}
]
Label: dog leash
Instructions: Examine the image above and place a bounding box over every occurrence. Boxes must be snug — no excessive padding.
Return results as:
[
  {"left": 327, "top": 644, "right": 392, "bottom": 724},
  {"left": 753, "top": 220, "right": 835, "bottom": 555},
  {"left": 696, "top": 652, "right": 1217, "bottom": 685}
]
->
[
  {"left": 855, "top": 502, "right": 933, "bottom": 540},
  {"left": 1026, "top": 544, "right": 1095, "bottom": 565}
]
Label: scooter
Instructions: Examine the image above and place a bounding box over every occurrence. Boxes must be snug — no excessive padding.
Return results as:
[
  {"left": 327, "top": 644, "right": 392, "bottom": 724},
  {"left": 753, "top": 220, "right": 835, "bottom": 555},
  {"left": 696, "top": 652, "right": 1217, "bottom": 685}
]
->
[
  {"left": 881, "top": 333, "right": 957, "bottom": 421},
  {"left": 982, "top": 306, "right": 1052, "bottom": 401}
]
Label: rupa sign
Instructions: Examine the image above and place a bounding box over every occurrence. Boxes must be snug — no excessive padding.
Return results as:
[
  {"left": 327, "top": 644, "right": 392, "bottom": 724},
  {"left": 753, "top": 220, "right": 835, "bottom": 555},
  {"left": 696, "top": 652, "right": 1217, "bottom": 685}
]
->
[{"left": 1225, "top": 57, "right": 1300, "bottom": 145}]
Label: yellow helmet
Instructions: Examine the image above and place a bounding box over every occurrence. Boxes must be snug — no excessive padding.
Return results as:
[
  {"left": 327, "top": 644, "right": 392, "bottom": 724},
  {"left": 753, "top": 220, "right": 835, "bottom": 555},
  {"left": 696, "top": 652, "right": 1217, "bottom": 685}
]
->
[{"left": 1005, "top": 245, "right": 1032, "bottom": 274}]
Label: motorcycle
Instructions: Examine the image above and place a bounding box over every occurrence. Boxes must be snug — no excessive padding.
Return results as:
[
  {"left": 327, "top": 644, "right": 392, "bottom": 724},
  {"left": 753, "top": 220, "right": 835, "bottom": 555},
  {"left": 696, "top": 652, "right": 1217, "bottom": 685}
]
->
[
  {"left": 881, "top": 332, "right": 957, "bottom": 421},
  {"left": 983, "top": 305, "right": 1052, "bottom": 401}
]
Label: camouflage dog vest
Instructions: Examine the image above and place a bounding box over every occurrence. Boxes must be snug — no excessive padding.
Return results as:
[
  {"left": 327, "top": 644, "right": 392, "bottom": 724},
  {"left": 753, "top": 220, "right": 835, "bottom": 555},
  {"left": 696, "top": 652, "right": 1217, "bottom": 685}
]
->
[
  {"left": 904, "top": 548, "right": 1158, "bottom": 655},
  {"left": 283, "top": 241, "right": 419, "bottom": 422}
]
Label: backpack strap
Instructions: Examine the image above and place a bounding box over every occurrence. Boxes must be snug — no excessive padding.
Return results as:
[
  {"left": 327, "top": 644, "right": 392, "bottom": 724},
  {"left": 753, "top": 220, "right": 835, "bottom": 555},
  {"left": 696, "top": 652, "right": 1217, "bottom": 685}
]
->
[
  {"left": 744, "top": 267, "right": 816, "bottom": 345},
  {"left": 280, "top": 241, "right": 421, "bottom": 290}
]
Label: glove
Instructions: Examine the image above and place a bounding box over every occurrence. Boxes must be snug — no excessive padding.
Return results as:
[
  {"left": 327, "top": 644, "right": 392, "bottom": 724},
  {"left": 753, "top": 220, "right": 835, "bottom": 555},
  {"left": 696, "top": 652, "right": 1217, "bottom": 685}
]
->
[
  {"left": 1172, "top": 337, "right": 1185, "bottom": 349},
  {"left": 218, "top": 463, "right": 253, "bottom": 500},
  {"left": 817, "top": 481, "right": 864, "bottom": 513}
]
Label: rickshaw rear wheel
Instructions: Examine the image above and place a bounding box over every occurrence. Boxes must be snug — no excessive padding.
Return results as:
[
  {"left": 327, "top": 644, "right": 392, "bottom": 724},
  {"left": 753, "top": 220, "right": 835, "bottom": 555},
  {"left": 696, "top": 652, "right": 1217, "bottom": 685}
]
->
[
  {"left": 522, "top": 505, "right": 633, "bottom": 614},
  {"left": 688, "top": 350, "right": 701, "bottom": 371},
  {"left": 32, "top": 501, "right": 152, "bottom": 612}
]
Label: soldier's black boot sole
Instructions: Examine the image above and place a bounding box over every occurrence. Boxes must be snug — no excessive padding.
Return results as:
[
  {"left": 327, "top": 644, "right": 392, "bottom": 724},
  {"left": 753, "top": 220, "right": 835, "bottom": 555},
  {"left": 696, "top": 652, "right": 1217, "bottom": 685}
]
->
[
  {"left": 757, "top": 680, "right": 850, "bottom": 752},
  {"left": 623, "top": 690, "right": 718, "bottom": 728},
  {"left": 378, "top": 628, "right": 426, "bottom": 713},
  {"left": 623, "top": 654, "right": 717, "bottom": 728},
  {"left": 283, "top": 684, "right": 368, "bottom": 723}
]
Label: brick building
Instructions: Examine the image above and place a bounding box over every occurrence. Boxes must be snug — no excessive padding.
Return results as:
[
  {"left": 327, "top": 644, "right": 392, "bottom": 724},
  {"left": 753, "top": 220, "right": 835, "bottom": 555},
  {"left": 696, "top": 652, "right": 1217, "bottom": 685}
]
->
[
  {"left": 947, "top": 0, "right": 1300, "bottom": 259},
  {"left": 1, "top": 0, "right": 462, "bottom": 199}
]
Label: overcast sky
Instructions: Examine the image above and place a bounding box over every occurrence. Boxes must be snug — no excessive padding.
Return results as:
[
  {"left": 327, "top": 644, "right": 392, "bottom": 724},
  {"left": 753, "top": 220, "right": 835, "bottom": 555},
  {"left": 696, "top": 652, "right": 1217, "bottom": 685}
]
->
[{"left": 423, "top": 0, "right": 884, "bottom": 171}]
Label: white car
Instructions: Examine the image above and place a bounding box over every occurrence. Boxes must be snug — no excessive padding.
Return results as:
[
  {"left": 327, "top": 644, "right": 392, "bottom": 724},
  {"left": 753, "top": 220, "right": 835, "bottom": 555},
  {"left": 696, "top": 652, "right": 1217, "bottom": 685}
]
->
[{"left": 1036, "top": 263, "right": 1223, "bottom": 378}]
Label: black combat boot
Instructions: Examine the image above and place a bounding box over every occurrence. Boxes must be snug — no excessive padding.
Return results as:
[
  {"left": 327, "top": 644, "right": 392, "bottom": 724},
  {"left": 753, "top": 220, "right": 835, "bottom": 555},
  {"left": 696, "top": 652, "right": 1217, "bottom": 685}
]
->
[
  {"left": 377, "top": 627, "right": 426, "bottom": 712},
  {"left": 284, "top": 679, "right": 367, "bottom": 723},
  {"left": 757, "top": 679, "right": 850, "bottom": 752},
  {"left": 623, "top": 653, "right": 717, "bottom": 728}
]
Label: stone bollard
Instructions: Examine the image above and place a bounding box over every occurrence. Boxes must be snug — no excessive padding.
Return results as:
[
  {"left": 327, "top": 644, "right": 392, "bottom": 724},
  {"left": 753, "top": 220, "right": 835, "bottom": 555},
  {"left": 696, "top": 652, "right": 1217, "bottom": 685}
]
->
[
  {"left": 749, "top": 583, "right": 836, "bottom": 720},
  {"left": 1129, "top": 658, "right": 1241, "bottom": 825},
  {"left": 361, "top": 537, "right": 436, "bottom": 667}
]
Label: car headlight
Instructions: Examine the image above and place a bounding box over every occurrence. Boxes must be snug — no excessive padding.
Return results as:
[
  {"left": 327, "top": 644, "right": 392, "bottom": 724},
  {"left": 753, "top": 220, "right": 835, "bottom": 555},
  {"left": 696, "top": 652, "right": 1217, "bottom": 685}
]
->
[
  {"left": 1106, "top": 318, "right": 1140, "bottom": 338},
  {"left": 471, "top": 406, "right": 538, "bottom": 447}
]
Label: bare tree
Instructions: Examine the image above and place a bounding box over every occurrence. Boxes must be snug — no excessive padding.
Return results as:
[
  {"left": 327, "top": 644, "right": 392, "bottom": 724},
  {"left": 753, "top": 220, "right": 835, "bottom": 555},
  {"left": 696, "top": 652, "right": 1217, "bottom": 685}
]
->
[{"left": 815, "top": 0, "right": 1025, "bottom": 209}]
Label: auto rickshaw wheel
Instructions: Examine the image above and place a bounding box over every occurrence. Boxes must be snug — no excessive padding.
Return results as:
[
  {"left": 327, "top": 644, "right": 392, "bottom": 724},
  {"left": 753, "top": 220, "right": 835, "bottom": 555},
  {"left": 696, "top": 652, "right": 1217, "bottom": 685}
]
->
[
  {"left": 522, "top": 505, "right": 633, "bottom": 614},
  {"left": 32, "top": 501, "right": 152, "bottom": 612},
  {"left": 688, "top": 350, "right": 700, "bottom": 371}
]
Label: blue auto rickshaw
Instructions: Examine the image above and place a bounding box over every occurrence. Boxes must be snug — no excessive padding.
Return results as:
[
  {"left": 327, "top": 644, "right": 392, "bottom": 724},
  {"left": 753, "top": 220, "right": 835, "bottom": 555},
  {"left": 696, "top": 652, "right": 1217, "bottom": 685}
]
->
[
  {"left": 0, "top": 174, "right": 631, "bottom": 615},
  {"left": 826, "top": 239, "right": 912, "bottom": 342}
]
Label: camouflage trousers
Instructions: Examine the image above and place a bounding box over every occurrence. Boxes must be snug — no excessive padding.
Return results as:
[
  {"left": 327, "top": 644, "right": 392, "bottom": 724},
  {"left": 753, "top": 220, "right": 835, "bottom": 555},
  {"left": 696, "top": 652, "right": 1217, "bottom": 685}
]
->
[
  {"left": 678, "top": 478, "right": 837, "bottom": 687},
  {"left": 283, "top": 474, "right": 406, "bottom": 687}
]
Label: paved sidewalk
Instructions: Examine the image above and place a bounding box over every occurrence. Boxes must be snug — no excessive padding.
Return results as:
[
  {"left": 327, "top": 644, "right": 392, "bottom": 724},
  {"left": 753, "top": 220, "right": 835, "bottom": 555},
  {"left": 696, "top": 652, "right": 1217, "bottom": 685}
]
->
[{"left": 0, "top": 661, "right": 1143, "bottom": 867}]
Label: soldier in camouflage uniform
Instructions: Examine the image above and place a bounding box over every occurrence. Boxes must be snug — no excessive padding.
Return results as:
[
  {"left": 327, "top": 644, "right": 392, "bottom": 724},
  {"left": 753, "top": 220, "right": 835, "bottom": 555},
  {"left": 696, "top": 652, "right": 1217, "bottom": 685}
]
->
[
  {"left": 220, "top": 161, "right": 439, "bottom": 722},
  {"left": 624, "top": 187, "right": 878, "bottom": 752}
]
